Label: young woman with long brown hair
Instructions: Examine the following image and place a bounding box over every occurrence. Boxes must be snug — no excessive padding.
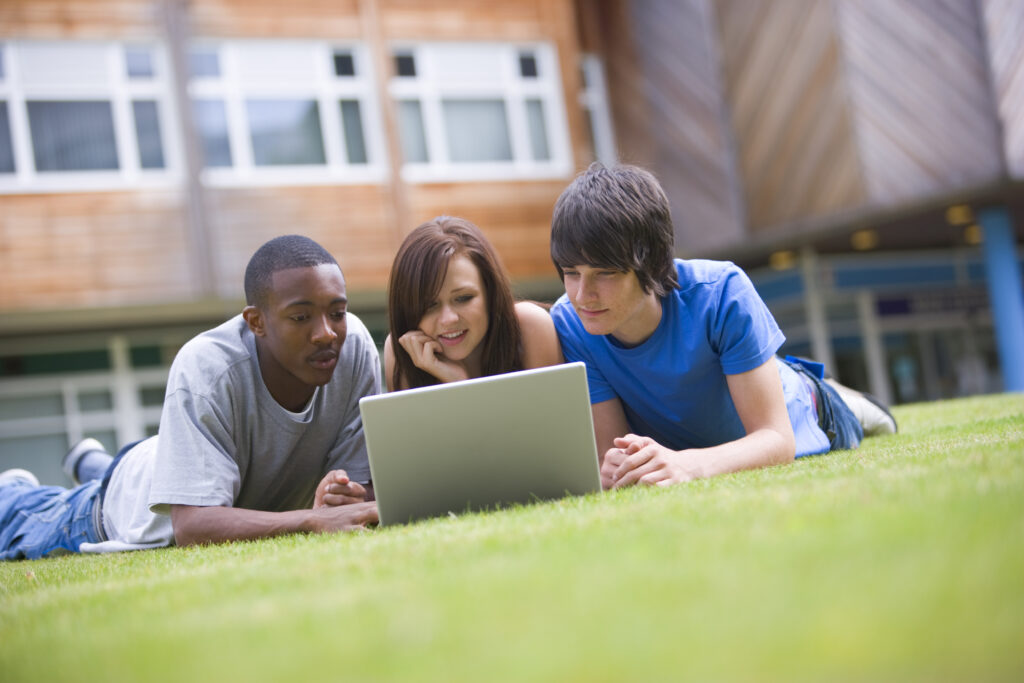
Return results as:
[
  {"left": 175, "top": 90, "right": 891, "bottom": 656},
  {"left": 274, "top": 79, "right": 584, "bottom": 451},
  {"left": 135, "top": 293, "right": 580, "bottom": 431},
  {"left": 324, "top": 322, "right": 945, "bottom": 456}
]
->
[{"left": 384, "top": 216, "right": 562, "bottom": 391}]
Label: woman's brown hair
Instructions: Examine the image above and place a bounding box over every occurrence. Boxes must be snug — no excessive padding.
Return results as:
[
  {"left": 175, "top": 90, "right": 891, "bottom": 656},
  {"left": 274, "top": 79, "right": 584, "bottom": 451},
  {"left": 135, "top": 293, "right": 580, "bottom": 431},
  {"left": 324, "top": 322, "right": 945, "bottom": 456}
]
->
[{"left": 387, "top": 216, "right": 522, "bottom": 390}]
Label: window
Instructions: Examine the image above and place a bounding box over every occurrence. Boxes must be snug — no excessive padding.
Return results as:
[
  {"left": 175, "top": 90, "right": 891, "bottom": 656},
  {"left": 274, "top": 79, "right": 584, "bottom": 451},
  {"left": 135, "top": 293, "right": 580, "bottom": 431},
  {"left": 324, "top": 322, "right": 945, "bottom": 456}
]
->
[
  {"left": 186, "top": 41, "right": 383, "bottom": 185},
  {"left": 388, "top": 43, "right": 571, "bottom": 182},
  {"left": 0, "top": 41, "right": 176, "bottom": 193}
]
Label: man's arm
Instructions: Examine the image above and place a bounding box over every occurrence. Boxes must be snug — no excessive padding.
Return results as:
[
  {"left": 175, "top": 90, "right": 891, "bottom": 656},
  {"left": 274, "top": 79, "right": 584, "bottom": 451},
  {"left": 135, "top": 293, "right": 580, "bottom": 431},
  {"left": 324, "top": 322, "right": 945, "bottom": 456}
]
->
[
  {"left": 606, "top": 357, "right": 795, "bottom": 487},
  {"left": 170, "top": 500, "right": 378, "bottom": 547},
  {"left": 592, "top": 398, "right": 633, "bottom": 489}
]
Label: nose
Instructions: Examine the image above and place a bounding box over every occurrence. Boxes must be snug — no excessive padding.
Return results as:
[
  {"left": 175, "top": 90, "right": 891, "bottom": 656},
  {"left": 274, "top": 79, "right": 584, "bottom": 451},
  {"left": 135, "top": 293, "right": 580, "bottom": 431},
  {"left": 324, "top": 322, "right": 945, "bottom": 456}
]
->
[
  {"left": 438, "top": 304, "right": 459, "bottom": 326},
  {"left": 573, "top": 274, "right": 595, "bottom": 304},
  {"left": 311, "top": 315, "right": 339, "bottom": 344}
]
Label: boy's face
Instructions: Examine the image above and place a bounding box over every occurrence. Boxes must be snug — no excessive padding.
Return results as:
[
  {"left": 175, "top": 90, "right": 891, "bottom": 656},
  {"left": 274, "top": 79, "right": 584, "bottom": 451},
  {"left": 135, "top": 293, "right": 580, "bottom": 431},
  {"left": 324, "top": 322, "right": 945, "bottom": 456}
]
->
[
  {"left": 560, "top": 264, "right": 661, "bottom": 345},
  {"left": 244, "top": 263, "right": 348, "bottom": 410}
]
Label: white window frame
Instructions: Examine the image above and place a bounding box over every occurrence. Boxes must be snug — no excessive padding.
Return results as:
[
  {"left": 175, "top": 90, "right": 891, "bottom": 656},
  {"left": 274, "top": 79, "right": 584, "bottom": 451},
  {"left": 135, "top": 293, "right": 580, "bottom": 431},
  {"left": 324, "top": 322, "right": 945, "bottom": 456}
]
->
[
  {"left": 388, "top": 41, "right": 572, "bottom": 183},
  {"left": 189, "top": 40, "right": 386, "bottom": 188},
  {"left": 0, "top": 40, "right": 181, "bottom": 195}
]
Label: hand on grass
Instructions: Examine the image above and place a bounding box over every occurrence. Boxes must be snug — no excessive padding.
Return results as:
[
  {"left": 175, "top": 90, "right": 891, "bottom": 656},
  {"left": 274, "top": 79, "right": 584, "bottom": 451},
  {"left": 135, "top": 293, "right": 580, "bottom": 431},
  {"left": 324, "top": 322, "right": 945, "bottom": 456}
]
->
[
  {"left": 603, "top": 434, "right": 700, "bottom": 488},
  {"left": 398, "top": 330, "right": 470, "bottom": 384},
  {"left": 314, "top": 469, "right": 367, "bottom": 507}
]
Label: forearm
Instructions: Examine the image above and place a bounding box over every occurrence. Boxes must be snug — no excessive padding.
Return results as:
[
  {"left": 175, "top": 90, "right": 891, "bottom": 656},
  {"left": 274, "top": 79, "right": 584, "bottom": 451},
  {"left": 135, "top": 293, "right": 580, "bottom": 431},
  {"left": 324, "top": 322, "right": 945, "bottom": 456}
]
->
[
  {"left": 170, "top": 505, "right": 321, "bottom": 547},
  {"left": 686, "top": 427, "right": 795, "bottom": 479}
]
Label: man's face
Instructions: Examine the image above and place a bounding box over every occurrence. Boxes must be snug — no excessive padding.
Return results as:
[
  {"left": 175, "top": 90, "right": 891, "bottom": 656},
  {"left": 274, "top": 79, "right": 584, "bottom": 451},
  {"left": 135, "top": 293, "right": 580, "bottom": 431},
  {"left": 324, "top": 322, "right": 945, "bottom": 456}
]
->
[
  {"left": 560, "top": 264, "right": 661, "bottom": 346},
  {"left": 245, "top": 263, "right": 348, "bottom": 409}
]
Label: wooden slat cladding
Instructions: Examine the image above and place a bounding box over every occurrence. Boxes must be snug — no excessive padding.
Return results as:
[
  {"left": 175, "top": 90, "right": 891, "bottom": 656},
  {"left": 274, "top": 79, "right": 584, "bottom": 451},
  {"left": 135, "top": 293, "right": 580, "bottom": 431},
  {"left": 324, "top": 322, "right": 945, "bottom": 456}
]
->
[
  {"left": 0, "top": 0, "right": 157, "bottom": 36},
  {"left": 837, "top": 0, "right": 1004, "bottom": 205},
  {"left": 0, "top": 191, "right": 193, "bottom": 311},
  {"left": 716, "top": 0, "right": 867, "bottom": 233},
  {"left": 980, "top": 0, "right": 1024, "bottom": 179},
  {"left": 189, "top": 0, "right": 565, "bottom": 42},
  {"left": 624, "top": 0, "right": 744, "bottom": 253}
]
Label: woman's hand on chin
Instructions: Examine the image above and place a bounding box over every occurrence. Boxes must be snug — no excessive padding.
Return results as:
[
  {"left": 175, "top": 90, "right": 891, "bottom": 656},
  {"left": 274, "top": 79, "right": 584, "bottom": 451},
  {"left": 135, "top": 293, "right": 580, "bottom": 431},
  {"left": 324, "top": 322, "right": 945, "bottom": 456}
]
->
[{"left": 398, "top": 330, "right": 470, "bottom": 383}]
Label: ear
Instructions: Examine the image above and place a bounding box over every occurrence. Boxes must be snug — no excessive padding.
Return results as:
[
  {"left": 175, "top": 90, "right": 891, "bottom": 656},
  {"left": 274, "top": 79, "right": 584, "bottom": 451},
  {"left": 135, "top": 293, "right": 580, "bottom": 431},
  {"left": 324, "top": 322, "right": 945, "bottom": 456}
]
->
[{"left": 242, "top": 305, "right": 266, "bottom": 337}]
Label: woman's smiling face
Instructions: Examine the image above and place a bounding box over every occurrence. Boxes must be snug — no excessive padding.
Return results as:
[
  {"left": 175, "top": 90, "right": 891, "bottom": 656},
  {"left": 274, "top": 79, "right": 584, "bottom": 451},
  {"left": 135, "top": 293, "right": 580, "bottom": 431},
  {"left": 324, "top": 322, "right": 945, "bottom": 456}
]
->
[{"left": 418, "top": 253, "right": 490, "bottom": 366}]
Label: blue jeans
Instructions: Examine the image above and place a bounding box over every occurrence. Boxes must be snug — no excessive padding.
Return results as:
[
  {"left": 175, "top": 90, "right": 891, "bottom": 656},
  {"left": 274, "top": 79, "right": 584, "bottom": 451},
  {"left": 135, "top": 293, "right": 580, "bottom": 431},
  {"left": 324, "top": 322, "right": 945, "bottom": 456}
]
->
[
  {"left": 782, "top": 357, "right": 864, "bottom": 451},
  {"left": 0, "top": 479, "right": 106, "bottom": 561}
]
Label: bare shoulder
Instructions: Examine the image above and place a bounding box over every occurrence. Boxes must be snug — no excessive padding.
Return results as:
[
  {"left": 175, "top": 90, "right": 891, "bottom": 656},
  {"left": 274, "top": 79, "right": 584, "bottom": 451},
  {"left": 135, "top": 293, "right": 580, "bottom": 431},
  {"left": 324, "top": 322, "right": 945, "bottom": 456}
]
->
[{"left": 514, "top": 301, "right": 563, "bottom": 369}]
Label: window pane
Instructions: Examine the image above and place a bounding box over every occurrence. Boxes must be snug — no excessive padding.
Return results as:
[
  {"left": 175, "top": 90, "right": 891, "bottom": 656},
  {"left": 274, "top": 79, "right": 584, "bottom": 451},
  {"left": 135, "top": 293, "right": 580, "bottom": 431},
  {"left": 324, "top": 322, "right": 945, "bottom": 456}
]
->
[
  {"left": 79, "top": 390, "right": 113, "bottom": 412},
  {"left": 397, "top": 100, "right": 428, "bottom": 163},
  {"left": 442, "top": 99, "right": 512, "bottom": 162},
  {"left": 519, "top": 53, "right": 538, "bottom": 78},
  {"left": 0, "top": 393, "right": 64, "bottom": 420},
  {"left": 333, "top": 52, "right": 355, "bottom": 77},
  {"left": 192, "top": 99, "right": 232, "bottom": 167},
  {"left": 339, "top": 99, "right": 367, "bottom": 164},
  {"left": 125, "top": 47, "right": 154, "bottom": 78},
  {"left": 247, "top": 99, "right": 325, "bottom": 166},
  {"left": 28, "top": 101, "right": 119, "bottom": 172},
  {"left": 0, "top": 101, "right": 14, "bottom": 173},
  {"left": 189, "top": 49, "right": 220, "bottom": 78},
  {"left": 525, "top": 99, "right": 550, "bottom": 161},
  {"left": 395, "top": 53, "right": 416, "bottom": 77},
  {"left": 139, "top": 386, "right": 166, "bottom": 407},
  {"left": 133, "top": 100, "right": 165, "bottom": 169}
]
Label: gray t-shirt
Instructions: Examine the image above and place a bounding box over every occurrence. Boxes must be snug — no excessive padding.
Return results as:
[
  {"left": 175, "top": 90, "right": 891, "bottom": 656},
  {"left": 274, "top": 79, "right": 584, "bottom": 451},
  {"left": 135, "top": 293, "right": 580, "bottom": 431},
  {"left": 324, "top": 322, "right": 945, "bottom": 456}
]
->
[{"left": 86, "top": 313, "right": 381, "bottom": 552}]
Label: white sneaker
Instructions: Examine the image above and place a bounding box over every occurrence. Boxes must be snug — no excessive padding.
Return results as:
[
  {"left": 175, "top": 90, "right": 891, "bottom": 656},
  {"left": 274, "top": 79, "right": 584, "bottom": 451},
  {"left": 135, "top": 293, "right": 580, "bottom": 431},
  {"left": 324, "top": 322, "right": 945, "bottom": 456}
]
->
[
  {"left": 62, "top": 438, "right": 108, "bottom": 485},
  {"left": 0, "top": 468, "right": 40, "bottom": 487},
  {"left": 825, "top": 379, "right": 897, "bottom": 436}
]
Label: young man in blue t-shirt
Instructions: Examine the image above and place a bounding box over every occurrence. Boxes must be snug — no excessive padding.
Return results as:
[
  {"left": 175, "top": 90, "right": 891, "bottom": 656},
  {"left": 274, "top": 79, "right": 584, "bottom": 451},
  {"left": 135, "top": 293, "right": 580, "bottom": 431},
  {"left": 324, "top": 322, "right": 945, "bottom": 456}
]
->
[{"left": 549, "top": 164, "right": 895, "bottom": 489}]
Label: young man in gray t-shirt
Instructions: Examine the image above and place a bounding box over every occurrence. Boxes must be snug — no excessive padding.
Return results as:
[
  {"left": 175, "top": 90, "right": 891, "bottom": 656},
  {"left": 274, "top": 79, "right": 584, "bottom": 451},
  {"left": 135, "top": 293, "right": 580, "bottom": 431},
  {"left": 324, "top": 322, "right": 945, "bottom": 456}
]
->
[{"left": 1, "top": 235, "right": 380, "bottom": 560}]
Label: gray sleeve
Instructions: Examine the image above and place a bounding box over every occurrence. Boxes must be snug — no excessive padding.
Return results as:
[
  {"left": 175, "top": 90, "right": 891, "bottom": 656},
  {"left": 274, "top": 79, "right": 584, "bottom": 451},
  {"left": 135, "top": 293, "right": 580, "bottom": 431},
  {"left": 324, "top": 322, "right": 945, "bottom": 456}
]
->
[
  {"left": 324, "top": 326, "right": 382, "bottom": 483},
  {"left": 148, "top": 387, "right": 241, "bottom": 512}
]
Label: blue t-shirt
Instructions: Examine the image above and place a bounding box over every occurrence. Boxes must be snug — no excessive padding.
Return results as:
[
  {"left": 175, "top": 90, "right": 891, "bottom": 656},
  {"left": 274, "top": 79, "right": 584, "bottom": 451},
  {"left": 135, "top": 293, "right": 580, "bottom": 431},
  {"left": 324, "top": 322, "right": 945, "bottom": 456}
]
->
[{"left": 551, "top": 259, "right": 829, "bottom": 457}]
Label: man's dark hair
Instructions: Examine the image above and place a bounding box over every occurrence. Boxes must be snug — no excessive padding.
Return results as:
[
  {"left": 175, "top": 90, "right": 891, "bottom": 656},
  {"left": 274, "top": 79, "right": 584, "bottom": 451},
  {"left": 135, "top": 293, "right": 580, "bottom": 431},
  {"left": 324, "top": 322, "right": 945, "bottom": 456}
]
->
[
  {"left": 550, "top": 163, "right": 678, "bottom": 296},
  {"left": 244, "top": 235, "right": 339, "bottom": 306}
]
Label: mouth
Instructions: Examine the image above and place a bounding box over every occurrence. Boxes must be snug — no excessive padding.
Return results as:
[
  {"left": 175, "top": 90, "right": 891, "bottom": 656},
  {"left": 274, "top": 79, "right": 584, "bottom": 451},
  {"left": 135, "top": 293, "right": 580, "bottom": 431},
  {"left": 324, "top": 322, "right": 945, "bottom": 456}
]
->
[
  {"left": 437, "top": 330, "right": 468, "bottom": 347},
  {"left": 308, "top": 349, "right": 339, "bottom": 370},
  {"left": 576, "top": 307, "right": 607, "bottom": 319}
]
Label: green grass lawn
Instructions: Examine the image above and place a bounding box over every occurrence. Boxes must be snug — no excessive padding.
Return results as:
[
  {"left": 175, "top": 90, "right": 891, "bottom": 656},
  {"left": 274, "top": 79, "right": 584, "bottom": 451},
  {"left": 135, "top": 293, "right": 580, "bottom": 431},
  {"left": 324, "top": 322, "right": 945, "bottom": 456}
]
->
[{"left": 2, "top": 394, "right": 1022, "bottom": 682}]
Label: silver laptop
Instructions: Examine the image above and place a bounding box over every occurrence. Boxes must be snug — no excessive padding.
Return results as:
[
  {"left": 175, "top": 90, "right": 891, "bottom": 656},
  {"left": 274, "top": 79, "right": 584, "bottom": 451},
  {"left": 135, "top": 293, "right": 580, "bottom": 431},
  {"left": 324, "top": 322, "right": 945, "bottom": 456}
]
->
[{"left": 359, "top": 362, "right": 601, "bottom": 526}]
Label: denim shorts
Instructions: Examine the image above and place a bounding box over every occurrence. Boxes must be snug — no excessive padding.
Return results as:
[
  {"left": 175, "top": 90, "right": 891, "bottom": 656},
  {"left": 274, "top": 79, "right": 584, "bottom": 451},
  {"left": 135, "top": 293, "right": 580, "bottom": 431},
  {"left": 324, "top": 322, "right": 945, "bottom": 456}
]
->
[
  {"left": 782, "top": 356, "right": 864, "bottom": 452},
  {"left": 0, "top": 479, "right": 107, "bottom": 561}
]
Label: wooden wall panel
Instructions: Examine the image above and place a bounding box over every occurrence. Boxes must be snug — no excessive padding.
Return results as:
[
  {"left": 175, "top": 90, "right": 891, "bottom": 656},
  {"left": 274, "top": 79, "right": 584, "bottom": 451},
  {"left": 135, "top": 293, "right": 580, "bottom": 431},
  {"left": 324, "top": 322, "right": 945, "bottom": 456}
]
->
[
  {"left": 624, "top": 0, "right": 744, "bottom": 254},
  {"left": 191, "top": 0, "right": 363, "bottom": 39},
  {"left": 980, "top": 0, "right": 1024, "bottom": 179},
  {"left": 0, "top": 191, "right": 192, "bottom": 311},
  {"left": 716, "top": 0, "right": 867, "bottom": 232},
  {"left": 837, "top": 0, "right": 1004, "bottom": 205},
  {"left": 0, "top": 0, "right": 157, "bottom": 37}
]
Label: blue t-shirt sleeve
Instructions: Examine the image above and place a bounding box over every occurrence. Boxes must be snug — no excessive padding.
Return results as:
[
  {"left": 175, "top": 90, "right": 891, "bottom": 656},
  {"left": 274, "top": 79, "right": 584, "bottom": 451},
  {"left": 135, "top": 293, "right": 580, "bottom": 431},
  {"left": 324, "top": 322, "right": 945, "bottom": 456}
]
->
[
  {"left": 710, "top": 265, "right": 785, "bottom": 375},
  {"left": 550, "top": 298, "right": 617, "bottom": 404}
]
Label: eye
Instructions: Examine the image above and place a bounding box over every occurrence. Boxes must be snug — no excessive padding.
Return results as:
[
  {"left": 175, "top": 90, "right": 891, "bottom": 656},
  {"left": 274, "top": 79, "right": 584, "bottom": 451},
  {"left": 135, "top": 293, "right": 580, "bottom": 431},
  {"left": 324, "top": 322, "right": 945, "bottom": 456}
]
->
[
  {"left": 330, "top": 310, "right": 346, "bottom": 321},
  {"left": 561, "top": 268, "right": 579, "bottom": 277},
  {"left": 424, "top": 300, "right": 440, "bottom": 312},
  {"left": 290, "top": 313, "right": 309, "bottom": 322},
  {"left": 455, "top": 294, "right": 474, "bottom": 304}
]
